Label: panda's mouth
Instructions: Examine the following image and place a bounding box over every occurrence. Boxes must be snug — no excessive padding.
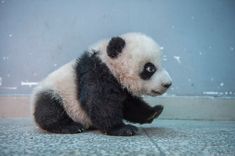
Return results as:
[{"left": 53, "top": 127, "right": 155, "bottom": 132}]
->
[{"left": 151, "top": 90, "right": 162, "bottom": 95}]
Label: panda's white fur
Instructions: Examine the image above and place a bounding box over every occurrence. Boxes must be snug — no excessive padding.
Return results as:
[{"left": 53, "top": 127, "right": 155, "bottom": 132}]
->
[
  {"left": 32, "top": 61, "right": 92, "bottom": 128},
  {"left": 32, "top": 32, "right": 172, "bottom": 134}
]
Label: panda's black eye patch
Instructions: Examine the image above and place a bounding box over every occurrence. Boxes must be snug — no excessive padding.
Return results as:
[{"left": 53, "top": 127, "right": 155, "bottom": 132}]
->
[{"left": 139, "top": 62, "right": 157, "bottom": 80}]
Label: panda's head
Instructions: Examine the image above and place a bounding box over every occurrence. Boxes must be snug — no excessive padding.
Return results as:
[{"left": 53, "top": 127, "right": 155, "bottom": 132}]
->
[{"left": 92, "top": 32, "right": 172, "bottom": 96}]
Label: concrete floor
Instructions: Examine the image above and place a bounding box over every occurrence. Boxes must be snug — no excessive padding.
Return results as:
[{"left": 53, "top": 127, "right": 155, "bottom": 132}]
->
[{"left": 0, "top": 118, "right": 235, "bottom": 156}]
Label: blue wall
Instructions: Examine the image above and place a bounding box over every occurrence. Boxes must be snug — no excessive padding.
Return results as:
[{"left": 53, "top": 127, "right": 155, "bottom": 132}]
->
[{"left": 0, "top": 0, "right": 235, "bottom": 96}]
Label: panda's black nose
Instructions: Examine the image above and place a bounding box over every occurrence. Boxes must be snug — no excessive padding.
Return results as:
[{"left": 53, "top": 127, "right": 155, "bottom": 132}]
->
[{"left": 162, "top": 82, "right": 172, "bottom": 88}]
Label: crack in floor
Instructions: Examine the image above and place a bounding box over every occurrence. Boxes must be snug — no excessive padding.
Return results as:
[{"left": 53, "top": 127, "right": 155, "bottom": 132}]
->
[{"left": 142, "top": 128, "right": 165, "bottom": 156}]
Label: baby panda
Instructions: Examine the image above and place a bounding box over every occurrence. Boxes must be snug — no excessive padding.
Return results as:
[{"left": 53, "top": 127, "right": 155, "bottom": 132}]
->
[{"left": 32, "top": 32, "right": 172, "bottom": 136}]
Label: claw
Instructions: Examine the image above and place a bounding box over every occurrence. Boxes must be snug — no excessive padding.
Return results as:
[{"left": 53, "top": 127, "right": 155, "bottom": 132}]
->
[{"left": 78, "top": 128, "right": 85, "bottom": 133}]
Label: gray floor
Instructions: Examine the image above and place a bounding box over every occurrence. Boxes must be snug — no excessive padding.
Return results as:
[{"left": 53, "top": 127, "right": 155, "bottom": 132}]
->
[{"left": 0, "top": 118, "right": 235, "bottom": 156}]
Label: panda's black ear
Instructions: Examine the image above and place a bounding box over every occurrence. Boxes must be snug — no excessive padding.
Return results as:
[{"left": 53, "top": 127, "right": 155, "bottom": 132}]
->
[{"left": 107, "top": 37, "right": 125, "bottom": 58}]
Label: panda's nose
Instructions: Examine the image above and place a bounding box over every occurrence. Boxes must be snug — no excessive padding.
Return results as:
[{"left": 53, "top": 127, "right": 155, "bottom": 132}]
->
[{"left": 162, "top": 82, "right": 172, "bottom": 88}]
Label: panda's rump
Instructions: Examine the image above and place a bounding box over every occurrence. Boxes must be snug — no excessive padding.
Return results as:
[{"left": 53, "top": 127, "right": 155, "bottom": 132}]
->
[
  {"left": 32, "top": 60, "right": 92, "bottom": 129},
  {"left": 33, "top": 89, "right": 73, "bottom": 131}
]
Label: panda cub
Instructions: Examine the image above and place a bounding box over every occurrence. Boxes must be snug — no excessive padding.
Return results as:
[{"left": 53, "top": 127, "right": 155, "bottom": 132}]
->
[{"left": 32, "top": 32, "right": 172, "bottom": 136}]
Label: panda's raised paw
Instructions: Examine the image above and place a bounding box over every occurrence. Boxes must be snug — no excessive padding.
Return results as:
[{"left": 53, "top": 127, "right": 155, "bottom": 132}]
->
[
  {"left": 146, "top": 105, "right": 164, "bottom": 123},
  {"left": 106, "top": 124, "right": 138, "bottom": 136}
]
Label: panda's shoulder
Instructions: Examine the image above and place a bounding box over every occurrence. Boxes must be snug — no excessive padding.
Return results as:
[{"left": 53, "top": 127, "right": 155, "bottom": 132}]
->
[
  {"left": 77, "top": 51, "right": 119, "bottom": 84},
  {"left": 75, "top": 52, "right": 100, "bottom": 74}
]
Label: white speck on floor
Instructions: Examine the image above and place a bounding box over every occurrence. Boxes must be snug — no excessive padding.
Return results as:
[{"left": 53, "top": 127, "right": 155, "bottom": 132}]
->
[
  {"left": 199, "top": 51, "right": 203, "bottom": 55},
  {"left": 54, "top": 64, "right": 57, "bottom": 67},
  {"left": 160, "top": 46, "right": 164, "bottom": 50},
  {"left": 1, "top": 0, "right": 5, "bottom": 4},
  {"left": 173, "top": 56, "right": 182, "bottom": 64},
  {"left": 8, "top": 34, "right": 13, "bottom": 38},
  {"left": 0, "top": 77, "right": 2, "bottom": 86}
]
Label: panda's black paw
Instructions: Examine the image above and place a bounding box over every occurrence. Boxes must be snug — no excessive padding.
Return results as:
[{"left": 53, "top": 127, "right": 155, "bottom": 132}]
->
[
  {"left": 146, "top": 105, "right": 164, "bottom": 123},
  {"left": 106, "top": 124, "right": 138, "bottom": 136}
]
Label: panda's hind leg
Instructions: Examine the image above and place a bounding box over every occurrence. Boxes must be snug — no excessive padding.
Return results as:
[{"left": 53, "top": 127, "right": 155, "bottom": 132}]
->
[{"left": 33, "top": 90, "right": 85, "bottom": 134}]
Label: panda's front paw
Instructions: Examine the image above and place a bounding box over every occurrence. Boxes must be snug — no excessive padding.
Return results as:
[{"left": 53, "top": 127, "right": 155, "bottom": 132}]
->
[
  {"left": 146, "top": 105, "right": 164, "bottom": 123},
  {"left": 106, "top": 124, "right": 138, "bottom": 136}
]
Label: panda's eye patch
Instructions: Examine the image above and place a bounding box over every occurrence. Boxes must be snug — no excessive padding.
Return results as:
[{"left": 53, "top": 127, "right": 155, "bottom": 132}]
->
[{"left": 140, "top": 62, "right": 157, "bottom": 80}]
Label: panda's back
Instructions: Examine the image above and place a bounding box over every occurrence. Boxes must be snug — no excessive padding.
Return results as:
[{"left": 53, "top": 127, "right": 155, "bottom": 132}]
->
[{"left": 32, "top": 60, "right": 92, "bottom": 128}]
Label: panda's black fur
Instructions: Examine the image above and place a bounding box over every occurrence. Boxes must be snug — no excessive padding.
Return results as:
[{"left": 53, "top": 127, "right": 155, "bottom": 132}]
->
[
  {"left": 33, "top": 34, "right": 166, "bottom": 136},
  {"left": 34, "top": 90, "right": 85, "bottom": 133}
]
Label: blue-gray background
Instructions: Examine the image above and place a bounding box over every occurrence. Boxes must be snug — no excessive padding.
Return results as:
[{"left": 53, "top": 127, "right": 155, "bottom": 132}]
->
[{"left": 0, "top": 0, "right": 235, "bottom": 96}]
